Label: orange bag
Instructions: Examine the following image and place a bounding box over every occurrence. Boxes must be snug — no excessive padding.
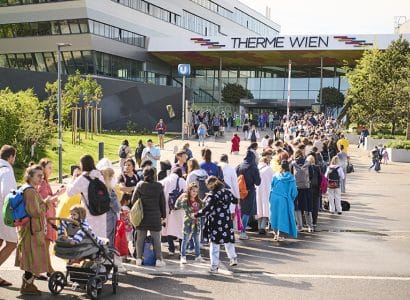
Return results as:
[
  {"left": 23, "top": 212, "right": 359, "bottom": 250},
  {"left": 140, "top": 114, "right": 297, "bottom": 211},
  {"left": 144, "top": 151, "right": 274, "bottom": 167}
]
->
[{"left": 238, "top": 174, "right": 248, "bottom": 200}]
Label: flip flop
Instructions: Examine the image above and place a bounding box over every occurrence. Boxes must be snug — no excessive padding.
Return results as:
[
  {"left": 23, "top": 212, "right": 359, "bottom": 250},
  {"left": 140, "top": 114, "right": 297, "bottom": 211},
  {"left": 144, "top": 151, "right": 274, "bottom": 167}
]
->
[{"left": 0, "top": 278, "right": 12, "bottom": 287}]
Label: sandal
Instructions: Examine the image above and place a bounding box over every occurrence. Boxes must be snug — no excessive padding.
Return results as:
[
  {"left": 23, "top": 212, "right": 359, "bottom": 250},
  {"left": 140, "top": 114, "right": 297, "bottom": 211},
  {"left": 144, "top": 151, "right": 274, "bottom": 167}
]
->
[{"left": 0, "top": 278, "right": 12, "bottom": 287}]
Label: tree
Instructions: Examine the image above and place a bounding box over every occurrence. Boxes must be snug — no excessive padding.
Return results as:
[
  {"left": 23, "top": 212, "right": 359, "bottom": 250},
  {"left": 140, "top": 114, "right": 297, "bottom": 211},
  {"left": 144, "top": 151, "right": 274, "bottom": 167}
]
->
[
  {"left": 317, "top": 86, "right": 345, "bottom": 113},
  {"left": 221, "top": 83, "right": 253, "bottom": 105},
  {"left": 44, "top": 70, "right": 103, "bottom": 128},
  {"left": 345, "top": 37, "right": 410, "bottom": 137},
  {"left": 0, "top": 88, "right": 51, "bottom": 165}
]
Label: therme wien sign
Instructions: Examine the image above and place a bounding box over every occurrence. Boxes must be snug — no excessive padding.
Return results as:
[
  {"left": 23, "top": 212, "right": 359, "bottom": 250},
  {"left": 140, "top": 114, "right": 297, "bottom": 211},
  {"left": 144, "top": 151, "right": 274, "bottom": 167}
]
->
[{"left": 231, "top": 36, "right": 332, "bottom": 49}]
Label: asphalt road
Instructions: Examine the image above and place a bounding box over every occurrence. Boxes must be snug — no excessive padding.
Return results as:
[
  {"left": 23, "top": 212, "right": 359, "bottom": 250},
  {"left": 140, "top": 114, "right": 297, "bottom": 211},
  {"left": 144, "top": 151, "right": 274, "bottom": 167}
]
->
[{"left": 1, "top": 133, "right": 410, "bottom": 299}]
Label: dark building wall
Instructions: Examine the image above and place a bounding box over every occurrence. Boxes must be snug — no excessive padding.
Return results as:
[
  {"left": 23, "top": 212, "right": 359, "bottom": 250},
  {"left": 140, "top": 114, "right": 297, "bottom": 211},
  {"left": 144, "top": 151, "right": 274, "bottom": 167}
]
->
[{"left": 0, "top": 67, "right": 186, "bottom": 131}]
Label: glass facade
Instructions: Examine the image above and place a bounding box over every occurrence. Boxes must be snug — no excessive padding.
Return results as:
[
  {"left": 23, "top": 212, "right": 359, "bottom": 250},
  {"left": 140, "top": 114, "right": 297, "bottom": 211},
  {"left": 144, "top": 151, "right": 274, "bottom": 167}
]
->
[
  {"left": 113, "top": 0, "right": 223, "bottom": 36},
  {"left": 182, "top": 10, "right": 220, "bottom": 36},
  {"left": 234, "top": 8, "right": 278, "bottom": 36},
  {"left": 0, "top": 0, "right": 76, "bottom": 6},
  {"left": 0, "top": 19, "right": 146, "bottom": 48},
  {"left": 190, "top": 0, "right": 279, "bottom": 36},
  {"left": 114, "top": 0, "right": 182, "bottom": 27},
  {"left": 0, "top": 51, "right": 168, "bottom": 85},
  {"left": 186, "top": 66, "right": 348, "bottom": 105}
]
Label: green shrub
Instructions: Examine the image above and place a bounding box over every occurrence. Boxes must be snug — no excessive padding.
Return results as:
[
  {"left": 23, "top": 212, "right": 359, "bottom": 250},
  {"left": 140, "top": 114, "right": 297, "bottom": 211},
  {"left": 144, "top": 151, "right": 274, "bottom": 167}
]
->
[{"left": 385, "top": 140, "right": 410, "bottom": 150}]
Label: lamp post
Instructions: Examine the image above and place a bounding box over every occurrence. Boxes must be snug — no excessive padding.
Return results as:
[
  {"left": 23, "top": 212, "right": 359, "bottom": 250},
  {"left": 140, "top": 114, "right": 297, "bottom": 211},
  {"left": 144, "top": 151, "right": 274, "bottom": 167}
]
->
[{"left": 57, "top": 42, "right": 72, "bottom": 183}]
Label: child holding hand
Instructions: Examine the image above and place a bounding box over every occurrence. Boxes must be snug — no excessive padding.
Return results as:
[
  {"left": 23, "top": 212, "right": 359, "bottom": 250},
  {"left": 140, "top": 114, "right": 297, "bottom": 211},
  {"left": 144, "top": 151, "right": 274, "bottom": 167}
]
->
[{"left": 175, "top": 182, "right": 204, "bottom": 264}]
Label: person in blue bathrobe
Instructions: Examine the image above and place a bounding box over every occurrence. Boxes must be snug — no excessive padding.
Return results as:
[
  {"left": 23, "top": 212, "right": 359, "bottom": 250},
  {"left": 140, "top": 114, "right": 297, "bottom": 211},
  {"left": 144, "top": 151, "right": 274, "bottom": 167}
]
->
[{"left": 269, "top": 160, "right": 298, "bottom": 241}]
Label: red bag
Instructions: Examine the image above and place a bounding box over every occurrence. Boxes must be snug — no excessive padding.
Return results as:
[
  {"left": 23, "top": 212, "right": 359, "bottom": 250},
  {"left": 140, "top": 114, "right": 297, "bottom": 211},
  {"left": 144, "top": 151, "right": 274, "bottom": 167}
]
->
[{"left": 114, "top": 220, "right": 128, "bottom": 257}]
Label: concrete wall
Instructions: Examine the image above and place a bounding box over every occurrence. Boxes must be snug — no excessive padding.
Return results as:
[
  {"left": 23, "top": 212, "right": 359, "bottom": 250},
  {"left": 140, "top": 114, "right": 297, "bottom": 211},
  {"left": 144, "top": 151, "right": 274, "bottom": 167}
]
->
[
  {"left": 387, "top": 148, "right": 410, "bottom": 163},
  {"left": 365, "top": 137, "right": 394, "bottom": 151},
  {"left": 0, "top": 67, "right": 187, "bottom": 131}
]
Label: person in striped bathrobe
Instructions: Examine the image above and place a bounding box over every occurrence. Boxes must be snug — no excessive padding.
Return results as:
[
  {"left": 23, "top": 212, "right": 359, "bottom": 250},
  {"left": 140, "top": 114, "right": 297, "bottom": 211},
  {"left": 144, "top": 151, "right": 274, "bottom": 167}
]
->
[{"left": 15, "top": 164, "right": 53, "bottom": 295}]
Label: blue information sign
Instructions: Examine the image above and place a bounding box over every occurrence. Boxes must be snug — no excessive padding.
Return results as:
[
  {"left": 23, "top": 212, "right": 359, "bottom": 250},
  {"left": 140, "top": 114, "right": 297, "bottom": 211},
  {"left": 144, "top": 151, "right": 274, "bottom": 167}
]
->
[{"left": 177, "top": 64, "right": 191, "bottom": 76}]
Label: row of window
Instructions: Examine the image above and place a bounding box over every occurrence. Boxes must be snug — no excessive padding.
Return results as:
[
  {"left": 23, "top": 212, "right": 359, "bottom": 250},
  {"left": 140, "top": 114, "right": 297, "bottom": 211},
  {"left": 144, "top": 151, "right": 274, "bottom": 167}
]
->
[
  {"left": 0, "top": 19, "right": 146, "bottom": 48},
  {"left": 234, "top": 8, "right": 279, "bottom": 36},
  {"left": 190, "top": 0, "right": 233, "bottom": 19},
  {"left": 114, "top": 0, "right": 182, "bottom": 26},
  {"left": 0, "top": 51, "right": 169, "bottom": 85},
  {"left": 113, "top": 0, "right": 221, "bottom": 36},
  {"left": 0, "top": 0, "right": 75, "bottom": 6},
  {"left": 189, "top": 0, "right": 279, "bottom": 36}
]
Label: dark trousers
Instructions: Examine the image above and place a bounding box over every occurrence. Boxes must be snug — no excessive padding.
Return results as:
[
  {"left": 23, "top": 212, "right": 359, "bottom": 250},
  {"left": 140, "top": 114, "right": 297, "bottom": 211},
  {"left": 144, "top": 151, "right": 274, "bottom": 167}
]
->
[
  {"left": 311, "top": 189, "right": 320, "bottom": 225},
  {"left": 167, "top": 235, "right": 181, "bottom": 253}
]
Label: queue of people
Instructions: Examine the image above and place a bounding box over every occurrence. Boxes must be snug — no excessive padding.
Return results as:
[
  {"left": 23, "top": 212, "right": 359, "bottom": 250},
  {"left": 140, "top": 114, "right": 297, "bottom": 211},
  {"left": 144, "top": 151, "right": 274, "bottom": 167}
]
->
[{"left": 0, "top": 110, "right": 359, "bottom": 296}]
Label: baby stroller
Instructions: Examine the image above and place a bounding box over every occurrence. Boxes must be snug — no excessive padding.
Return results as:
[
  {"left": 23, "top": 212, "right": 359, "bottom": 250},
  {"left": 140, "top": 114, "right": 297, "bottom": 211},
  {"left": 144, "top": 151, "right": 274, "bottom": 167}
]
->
[{"left": 47, "top": 218, "right": 119, "bottom": 299}]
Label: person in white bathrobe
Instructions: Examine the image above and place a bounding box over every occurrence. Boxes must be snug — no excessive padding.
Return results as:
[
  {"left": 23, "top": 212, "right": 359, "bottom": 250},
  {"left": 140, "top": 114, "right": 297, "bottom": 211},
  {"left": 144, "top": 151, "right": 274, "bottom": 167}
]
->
[
  {"left": 160, "top": 167, "right": 186, "bottom": 256},
  {"left": 255, "top": 156, "right": 274, "bottom": 234},
  {"left": 66, "top": 154, "right": 107, "bottom": 239}
]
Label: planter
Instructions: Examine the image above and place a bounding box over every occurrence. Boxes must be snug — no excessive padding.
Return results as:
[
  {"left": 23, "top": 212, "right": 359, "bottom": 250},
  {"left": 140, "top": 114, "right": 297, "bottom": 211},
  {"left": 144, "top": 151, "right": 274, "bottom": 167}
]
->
[
  {"left": 364, "top": 137, "right": 395, "bottom": 151},
  {"left": 387, "top": 148, "right": 410, "bottom": 163}
]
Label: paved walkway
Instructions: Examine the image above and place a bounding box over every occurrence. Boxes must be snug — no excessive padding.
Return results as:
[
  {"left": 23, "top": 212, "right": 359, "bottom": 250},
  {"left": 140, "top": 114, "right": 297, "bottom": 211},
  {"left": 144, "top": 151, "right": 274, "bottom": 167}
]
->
[{"left": 1, "top": 131, "right": 410, "bottom": 285}]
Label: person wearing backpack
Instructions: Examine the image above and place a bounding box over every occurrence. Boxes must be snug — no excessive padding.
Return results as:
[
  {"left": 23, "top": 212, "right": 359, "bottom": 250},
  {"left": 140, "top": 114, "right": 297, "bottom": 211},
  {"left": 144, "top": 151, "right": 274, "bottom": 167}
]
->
[
  {"left": 135, "top": 139, "right": 145, "bottom": 168},
  {"left": 160, "top": 167, "right": 186, "bottom": 256},
  {"left": 118, "top": 140, "right": 131, "bottom": 170},
  {"left": 15, "top": 164, "right": 54, "bottom": 295},
  {"left": 0, "top": 145, "right": 18, "bottom": 287},
  {"left": 291, "top": 150, "right": 313, "bottom": 232},
  {"left": 325, "top": 156, "right": 345, "bottom": 214},
  {"left": 66, "top": 154, "right": 108, "bottom": 238},
  {"left": 132, "top": 167, "right": 166, "bottom": 267},
  {"left": 236, "top": 150, "right": 261, "bottom": 240}
]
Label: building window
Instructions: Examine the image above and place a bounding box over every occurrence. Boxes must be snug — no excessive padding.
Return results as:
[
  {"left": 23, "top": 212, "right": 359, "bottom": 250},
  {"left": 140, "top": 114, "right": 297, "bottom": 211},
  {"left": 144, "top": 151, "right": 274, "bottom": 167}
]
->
[{"left": 0, "top": 0, "right": 77, "bottom": 6}]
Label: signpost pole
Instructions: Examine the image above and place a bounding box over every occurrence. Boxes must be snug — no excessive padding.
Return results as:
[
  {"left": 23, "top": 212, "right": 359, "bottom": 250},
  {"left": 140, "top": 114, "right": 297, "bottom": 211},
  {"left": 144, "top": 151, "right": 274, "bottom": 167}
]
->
[
  {"left": 182, "top": 75, "right": 186, "bottom": 140},
  {"left": 287, "top": 59, "right": 292, "bottom": 120}
]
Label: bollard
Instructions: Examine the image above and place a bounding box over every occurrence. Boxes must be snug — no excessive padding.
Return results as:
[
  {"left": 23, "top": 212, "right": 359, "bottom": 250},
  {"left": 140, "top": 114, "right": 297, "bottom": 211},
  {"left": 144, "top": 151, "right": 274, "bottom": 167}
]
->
[{"left": 98, "top": 142, "right": 104, "bottom": 161}]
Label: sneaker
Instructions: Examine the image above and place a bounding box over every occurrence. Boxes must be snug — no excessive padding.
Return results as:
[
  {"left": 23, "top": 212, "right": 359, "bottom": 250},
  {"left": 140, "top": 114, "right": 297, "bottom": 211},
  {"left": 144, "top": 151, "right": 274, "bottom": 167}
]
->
[
  {"left": 168, "top": 251, "right": 175, "bottom": 256},
  {"left": 180, "top": 256, "right": 187, "bottom": 264},
  {"left": 187, "top": 248, "right": 195, "bottom": 254},
  {"left": 239, "top": 232, "right": 249, "bottom": 240},
  {"left": 156, "top": 260, "right": 166, "bottom": 267},
  {"left": 195, "top": 255, "right": 205, "bottom": 263},
  {"left": 307, "top": 226, "right": 313, "bottom": 233},
  {"left": 229, "top": 258, "right": 238, "bottom": 267},
  {"left": 209, "top": 265, "right": 219, "bottom": 273},
  {"left": 135, "top": 258, "right": 142, "bottom": 266},
  {"left": 337, "top": 212, "right": 342, "bottom": 215}
]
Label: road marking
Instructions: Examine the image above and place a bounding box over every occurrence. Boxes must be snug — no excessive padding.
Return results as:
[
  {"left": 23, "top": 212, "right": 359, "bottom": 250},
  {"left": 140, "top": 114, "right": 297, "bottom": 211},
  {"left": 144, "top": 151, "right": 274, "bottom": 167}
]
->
[{"left": 261, "top": 273, "right": 410, "bottom": 281}]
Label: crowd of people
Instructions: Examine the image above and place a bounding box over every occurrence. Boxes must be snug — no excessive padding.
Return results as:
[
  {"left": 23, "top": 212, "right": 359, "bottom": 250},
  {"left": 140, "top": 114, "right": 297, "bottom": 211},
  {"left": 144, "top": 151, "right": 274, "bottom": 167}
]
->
[{"left": 0, "top": 110, "right": 388, "bottom": 295}]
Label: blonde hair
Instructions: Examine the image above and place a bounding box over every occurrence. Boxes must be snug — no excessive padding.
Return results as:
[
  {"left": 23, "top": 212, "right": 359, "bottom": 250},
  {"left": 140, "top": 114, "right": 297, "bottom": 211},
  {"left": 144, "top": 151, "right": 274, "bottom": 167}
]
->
[{"left": 100, "top": 167, "right": 115, "bottom": 192}]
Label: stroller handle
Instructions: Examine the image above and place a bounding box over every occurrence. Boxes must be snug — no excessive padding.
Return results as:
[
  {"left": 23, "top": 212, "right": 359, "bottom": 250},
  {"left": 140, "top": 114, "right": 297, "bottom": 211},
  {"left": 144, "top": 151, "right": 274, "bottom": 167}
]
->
[{"left": 47, "top": 217, "right": 80, "bottom": 227}]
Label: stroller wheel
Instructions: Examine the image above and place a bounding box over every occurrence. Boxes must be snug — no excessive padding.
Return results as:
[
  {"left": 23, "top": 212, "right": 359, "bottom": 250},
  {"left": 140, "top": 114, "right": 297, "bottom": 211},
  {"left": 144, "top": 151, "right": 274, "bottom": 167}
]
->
[
  {"left": 48, "top": 271, "right": 66, "bottom": 294},
  {"left": 87, "top": 276, "right": 102, "bottom": 299}
]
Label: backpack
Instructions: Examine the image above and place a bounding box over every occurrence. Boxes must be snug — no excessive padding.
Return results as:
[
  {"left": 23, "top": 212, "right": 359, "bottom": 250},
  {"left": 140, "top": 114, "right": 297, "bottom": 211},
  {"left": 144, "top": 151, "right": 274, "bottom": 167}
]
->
[
  {"left": 82, "top": 175, "right": 111, "bottom": 216},
  {"left": 196, "top": 175, "right": 209, "bottom": 200},
  {"left": 135, "top": 145, "right": 145, "bottom": 160},
  {"left": 130, "top": 196, "right": 144, "bottom": 227},
  {"left": 2, "top": 184, "right": 33, "bottom": 227},
  {"left": 292, "top": 162, "right": 310, "bottom": 189},
  {"left": 250, "top": 130, "right": 257, "bottom": 141},
  {"left": 328, "top": 167, "right": 340, "bottom": 189},
  {"left": 198, "top": 127, "right": 205, "bottom": 136},
  {"left": 320, "top": 174, "right": 328, "bottom": 194},
  {"left": 168, "top": 178, "right": 183, "bottom": 211},
  {"left": 238, "top": 174, "right": 248, "bottom": 200},
  {"left": 119, "top": 145, "right": 127, "bottom": 159}
]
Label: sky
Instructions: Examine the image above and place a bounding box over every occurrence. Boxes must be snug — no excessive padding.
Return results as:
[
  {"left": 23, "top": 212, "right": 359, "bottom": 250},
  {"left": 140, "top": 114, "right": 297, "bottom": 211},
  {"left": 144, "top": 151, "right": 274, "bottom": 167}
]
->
[{"left": 238, "top": 0, "right": 410, "bottom": 35}]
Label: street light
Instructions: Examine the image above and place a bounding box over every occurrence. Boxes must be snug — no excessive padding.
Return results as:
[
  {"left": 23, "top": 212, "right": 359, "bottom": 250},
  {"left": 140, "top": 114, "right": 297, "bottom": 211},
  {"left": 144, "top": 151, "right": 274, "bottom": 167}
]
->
[{"left": 57, "top": 42, "right": 72, "bottom": 183}]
